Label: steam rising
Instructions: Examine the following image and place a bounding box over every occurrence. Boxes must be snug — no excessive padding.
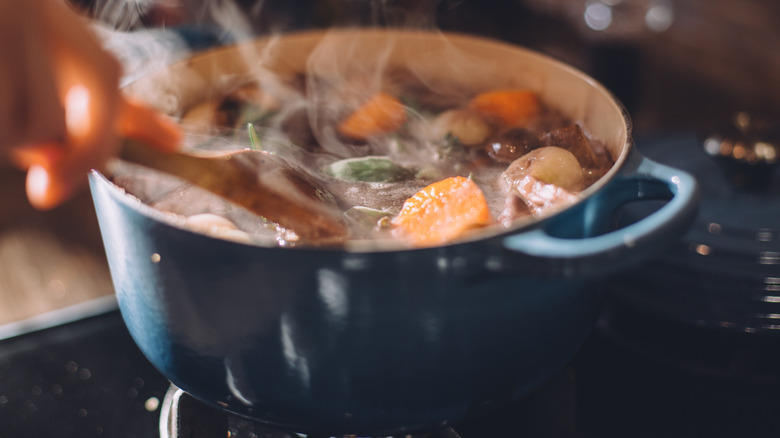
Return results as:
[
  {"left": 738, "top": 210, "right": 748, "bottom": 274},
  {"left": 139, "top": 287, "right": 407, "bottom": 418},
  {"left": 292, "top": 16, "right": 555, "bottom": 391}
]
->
[
  {"left": 101, "top": 1, "right": 598, "bottom": 247},
  {"left": 90, "top": 0, "right": 462, "bottom": 89}
]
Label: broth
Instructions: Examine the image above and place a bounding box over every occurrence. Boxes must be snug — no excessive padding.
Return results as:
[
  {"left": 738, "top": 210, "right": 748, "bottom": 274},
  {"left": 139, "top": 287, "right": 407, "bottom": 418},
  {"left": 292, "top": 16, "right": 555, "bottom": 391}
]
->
[{"left": 112, "top": 67, "right": 614, "bottom": 248}]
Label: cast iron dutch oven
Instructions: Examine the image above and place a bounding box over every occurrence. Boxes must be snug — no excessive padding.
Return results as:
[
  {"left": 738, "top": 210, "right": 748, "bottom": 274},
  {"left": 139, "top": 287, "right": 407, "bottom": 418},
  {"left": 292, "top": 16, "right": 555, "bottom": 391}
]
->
[{"left": 89, "top": 29, "right": 699, "bottom": 436}]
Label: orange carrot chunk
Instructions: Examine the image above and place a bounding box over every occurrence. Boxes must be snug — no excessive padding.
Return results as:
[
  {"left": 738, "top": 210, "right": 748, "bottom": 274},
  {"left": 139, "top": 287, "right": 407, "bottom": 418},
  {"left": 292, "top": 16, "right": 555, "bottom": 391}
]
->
[
  {"left": 391, "top": 176, "right": 494, "bottom": 247},
  {"left": 337, "top": 92, "right": 407, "bottom": 141},
  {"left": 468, "top": 89, "right": 540, "bottom": 128}
]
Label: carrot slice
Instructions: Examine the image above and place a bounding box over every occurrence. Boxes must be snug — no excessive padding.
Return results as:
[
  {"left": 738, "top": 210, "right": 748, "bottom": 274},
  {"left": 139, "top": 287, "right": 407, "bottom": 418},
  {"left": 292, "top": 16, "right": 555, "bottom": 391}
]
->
[
  {"left": 468, "top": 89, "right": 540, "bottom": 128},
  {"left": 337, "top": 92, "right": 407, "bottom": 141},
  {"left": 391, "top": 176, "right": 494, "bottom": 247}
]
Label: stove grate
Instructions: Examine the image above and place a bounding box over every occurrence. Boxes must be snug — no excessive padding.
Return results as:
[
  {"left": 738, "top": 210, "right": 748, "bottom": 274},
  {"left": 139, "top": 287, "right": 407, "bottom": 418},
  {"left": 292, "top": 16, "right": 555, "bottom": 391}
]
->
[{"left": 159, "top": 385, "right": 464, "bottom": 438}]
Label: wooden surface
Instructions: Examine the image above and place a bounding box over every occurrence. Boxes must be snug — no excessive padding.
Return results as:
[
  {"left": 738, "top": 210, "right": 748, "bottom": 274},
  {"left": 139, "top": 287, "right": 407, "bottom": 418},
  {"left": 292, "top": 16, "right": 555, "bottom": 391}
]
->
[{"left": 0, "top": 165, "right": 114, "bottom": 328}]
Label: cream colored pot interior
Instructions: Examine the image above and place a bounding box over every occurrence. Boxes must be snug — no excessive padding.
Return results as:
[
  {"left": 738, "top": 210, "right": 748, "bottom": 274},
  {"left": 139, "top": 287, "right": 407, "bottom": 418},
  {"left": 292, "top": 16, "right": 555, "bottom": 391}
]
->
[
  {"left": 121, "top": 29, "right": 631, "bottom": 247},
  {"left": 127, "top": 28, "right": 629, "bottom": 168}
]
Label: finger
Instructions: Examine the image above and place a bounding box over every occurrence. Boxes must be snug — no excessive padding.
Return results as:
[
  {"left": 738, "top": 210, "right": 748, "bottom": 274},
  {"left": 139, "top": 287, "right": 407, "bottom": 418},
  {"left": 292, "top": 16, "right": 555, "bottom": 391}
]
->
[
  {"left": 25, "top": 164, "right": 58, "bottom": 210},
  {"left": 118, "top": 96, "right": 182, "bottom": 153},
  {"left": 25, "top": 133, "right": 119, "bottom": 210},
  {"left": 44, "top": 1, "right": 122, "bottom": 154},
  {"left": 0, "top": 2, "right": 66, "bottom": 151},
  {"left": 25, "top": 2, "right": 123, "bottom": 209},
  {"left": 26, "top": 164, "right": 77, "bottom": 211},
  {"left": 9, "top": 142, "right": 65, "bottom": 169}
]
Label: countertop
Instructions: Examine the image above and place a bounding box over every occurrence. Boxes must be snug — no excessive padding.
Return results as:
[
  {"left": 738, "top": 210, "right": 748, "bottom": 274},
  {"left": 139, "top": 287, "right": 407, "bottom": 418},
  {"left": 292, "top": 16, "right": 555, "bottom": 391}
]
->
[{"left": 0, "top": 167, "right": 115, "bottom": 334}]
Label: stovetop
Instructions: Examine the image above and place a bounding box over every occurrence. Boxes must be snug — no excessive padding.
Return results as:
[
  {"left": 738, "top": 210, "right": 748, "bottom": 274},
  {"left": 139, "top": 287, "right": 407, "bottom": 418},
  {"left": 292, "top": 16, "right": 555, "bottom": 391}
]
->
[
  {"left": 0, "top": 310, "right": 168, "bottom": 437},
  {"left": 3, "top": 302, "right": 780, "bottom": 438}
]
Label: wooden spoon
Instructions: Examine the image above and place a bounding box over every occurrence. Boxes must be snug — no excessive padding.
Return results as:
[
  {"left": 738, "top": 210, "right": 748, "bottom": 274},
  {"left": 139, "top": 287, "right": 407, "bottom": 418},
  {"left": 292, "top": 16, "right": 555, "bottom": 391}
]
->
[{"left": 118, "top": 138, "right": 348, "bottom": 242}]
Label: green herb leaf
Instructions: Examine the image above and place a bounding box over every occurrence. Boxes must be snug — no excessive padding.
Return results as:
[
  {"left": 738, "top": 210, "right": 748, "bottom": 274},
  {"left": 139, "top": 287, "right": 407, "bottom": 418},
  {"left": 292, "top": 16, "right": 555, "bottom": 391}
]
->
[
  {"left": 247, "top": 123, "right": 262, "bottom": 151},
  {"left": 324, "top": 156, "right": 414, "bottom": 182}
]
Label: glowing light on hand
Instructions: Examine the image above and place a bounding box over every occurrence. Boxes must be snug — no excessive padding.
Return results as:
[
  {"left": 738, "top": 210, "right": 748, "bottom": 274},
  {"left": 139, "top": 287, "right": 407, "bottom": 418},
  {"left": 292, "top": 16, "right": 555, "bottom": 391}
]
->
[{"left": 65, "top": 84, "right": 91, "bottom": 138}]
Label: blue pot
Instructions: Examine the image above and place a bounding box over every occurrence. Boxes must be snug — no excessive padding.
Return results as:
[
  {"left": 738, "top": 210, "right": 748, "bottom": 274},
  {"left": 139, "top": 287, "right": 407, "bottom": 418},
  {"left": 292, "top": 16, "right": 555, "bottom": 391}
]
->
[{"left": 89, "top": 30, "right": 699, "bottom": 436}]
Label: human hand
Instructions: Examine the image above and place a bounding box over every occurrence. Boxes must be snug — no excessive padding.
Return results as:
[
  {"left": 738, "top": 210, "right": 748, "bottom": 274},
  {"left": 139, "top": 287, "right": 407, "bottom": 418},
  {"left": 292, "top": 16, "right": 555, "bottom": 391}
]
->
[{"left": 0, "top": 0, "right": 181, "bottom": 209}]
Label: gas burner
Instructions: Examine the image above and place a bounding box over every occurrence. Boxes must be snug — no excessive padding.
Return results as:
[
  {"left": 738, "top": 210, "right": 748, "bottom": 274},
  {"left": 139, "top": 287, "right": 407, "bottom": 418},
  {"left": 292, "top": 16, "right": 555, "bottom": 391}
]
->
[{"left": 159, "top": 385, "right": 464, "bottom": 438}]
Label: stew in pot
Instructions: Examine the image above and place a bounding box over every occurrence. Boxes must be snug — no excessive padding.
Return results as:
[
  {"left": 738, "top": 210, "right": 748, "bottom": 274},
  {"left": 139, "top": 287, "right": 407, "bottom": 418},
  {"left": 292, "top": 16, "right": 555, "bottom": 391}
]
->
[{"left": 111, "top": 67, "right": 614, "bottom": 248}]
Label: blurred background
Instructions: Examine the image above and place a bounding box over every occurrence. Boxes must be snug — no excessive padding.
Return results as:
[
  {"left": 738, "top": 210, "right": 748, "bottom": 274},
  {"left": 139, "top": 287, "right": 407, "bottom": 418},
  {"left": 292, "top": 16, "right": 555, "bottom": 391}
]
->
[
  {"left": 1, "top": 0, "right": 779, "bottom": 331},
  {"left": 80, "top": 0, "right": 780, "bottom": 130}
]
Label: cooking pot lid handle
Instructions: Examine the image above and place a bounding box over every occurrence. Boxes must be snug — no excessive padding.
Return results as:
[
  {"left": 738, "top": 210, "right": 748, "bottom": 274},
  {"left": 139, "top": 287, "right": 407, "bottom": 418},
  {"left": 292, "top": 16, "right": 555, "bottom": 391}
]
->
[{"left": 502, "top": 153, "right": 700, "bottom": 278}]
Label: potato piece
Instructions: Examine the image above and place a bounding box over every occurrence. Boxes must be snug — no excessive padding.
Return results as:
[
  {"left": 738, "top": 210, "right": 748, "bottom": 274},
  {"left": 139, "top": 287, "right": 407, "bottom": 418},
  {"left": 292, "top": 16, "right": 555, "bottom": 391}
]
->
[
  {"left": 228, "top": 84, "right": 279, "bottom": 112},
  {"left": 430, "top": 109, "right": 493, "bottom": 146},
  {"left": 186, "top": 213, "right": 240, "bottom": 231},
  {"left": 180, "top": 100, "right": 223, "bottom": 134},
  {"left": 500, "top": 147, "right": 584, "bottom": 218},
  {"left": 185, "top": 213, "right": 253, "bottom": 243},
  {"left": 503, "top": 146, "right": 584, "bottom": 191}
]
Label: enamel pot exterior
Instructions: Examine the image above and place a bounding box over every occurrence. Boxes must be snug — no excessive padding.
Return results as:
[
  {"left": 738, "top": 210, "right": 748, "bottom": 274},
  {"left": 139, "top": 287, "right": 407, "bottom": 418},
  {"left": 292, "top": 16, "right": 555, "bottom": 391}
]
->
[
  {"left": 90, "top": 175, "right": 600, "bottom": 433},
  {"left": 89, "top": 30, "right": 699, "bottom": 435}
]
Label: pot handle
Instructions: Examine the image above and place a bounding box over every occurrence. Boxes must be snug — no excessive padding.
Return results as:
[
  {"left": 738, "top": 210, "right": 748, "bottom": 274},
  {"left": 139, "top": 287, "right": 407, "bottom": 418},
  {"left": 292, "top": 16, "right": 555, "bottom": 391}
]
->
[{"left": 502, "top": 152, "right": 699, "bottom": 277}]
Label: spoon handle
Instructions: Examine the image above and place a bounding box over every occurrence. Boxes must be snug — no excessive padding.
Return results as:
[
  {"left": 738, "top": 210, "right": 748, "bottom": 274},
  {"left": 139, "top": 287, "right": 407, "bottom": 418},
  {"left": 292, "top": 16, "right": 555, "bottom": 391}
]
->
[{"left": 118, "top": 138, "right": 348, "bottom": 242}]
